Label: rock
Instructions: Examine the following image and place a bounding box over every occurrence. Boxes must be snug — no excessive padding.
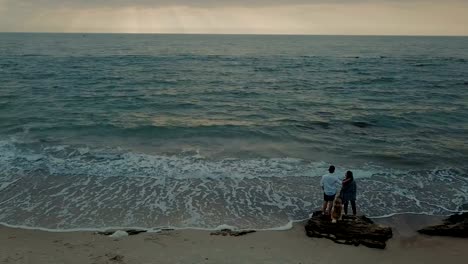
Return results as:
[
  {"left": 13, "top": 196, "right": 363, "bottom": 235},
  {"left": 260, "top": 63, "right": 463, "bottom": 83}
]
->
[
  {"left": 106, "top": 253, "right": 124, "bottom": 263},
  {"left": 304, "top": 211, "right": 393, "bottom": 249},
  {"left": 210, "top": 229, "right": 256, "bottom": 237},
  {"left": 126, "top": 230, "right": 147, "bottom": 236},
  {"left": 96, "top": 229, "right": 147, "bottom": 236},
  {"left": 417, "top": 212, "right": 468, "bottom": 238},
  {"left": 109, "top": 230, "right": 129, "bottom": 238},
  {"left": 110, "top": 255, "right": 124, "bottom": 262}
]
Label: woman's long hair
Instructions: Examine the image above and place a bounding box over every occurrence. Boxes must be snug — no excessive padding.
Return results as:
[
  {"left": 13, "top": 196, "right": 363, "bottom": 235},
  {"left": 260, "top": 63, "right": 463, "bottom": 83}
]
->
[{"left": 345, "top": 171, "right": 354, "bottom": 181}]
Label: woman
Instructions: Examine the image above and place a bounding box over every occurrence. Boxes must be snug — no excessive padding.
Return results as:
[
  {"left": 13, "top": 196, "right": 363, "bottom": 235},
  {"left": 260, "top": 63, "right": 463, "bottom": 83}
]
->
[{"left": 341, "top": 171, "right": 357, "bottom": 216}]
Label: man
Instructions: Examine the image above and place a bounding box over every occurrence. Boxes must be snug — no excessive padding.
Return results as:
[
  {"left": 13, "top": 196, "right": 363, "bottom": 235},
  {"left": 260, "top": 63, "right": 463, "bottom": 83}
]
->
[{"left": 320, "top": 165, "right": 341, "bottom": 215}]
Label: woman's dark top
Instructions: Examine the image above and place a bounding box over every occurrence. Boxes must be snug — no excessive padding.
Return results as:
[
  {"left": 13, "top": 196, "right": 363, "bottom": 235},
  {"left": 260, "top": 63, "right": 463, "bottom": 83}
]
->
[{"left": 341, "top": 180, "right": 357, "bottom": 201}]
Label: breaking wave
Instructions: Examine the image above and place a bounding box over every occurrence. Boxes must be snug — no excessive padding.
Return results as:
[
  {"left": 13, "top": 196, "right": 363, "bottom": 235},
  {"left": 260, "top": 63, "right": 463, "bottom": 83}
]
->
[{"left": 0, "top": 139, "right": 466, "bottom": 231}]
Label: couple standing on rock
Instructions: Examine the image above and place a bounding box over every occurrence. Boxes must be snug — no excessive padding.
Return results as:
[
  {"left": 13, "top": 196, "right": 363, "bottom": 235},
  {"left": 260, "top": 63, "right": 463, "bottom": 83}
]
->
[{"left": 320, "top": 165, "right": 357, "bottom": 217}]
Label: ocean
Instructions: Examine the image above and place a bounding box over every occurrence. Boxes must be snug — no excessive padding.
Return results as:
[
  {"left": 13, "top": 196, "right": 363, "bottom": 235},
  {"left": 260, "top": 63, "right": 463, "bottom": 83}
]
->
[{"left": 0, "top": 33, "right": 467, "bottom": 231}]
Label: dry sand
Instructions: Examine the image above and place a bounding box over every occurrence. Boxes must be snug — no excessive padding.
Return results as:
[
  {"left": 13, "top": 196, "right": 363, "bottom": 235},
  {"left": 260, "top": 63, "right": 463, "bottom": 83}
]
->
[{"left": 1, "top": 214, "right": 467, "bottom": 264}]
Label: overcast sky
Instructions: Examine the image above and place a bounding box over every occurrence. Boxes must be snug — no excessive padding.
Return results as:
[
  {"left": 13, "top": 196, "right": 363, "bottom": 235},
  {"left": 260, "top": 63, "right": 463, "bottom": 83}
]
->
[{"left": 1, "top": 0, "right": 467, "bottom": 35}]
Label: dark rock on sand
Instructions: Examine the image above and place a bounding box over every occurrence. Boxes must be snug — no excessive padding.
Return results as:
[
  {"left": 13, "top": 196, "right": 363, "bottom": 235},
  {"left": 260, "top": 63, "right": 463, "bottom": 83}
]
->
[
  {"left": 210, "top": 229, "right": 256, "bottom": 237},
  {"left": 102, "top": 253, "right": 125, "bottom": 263},
  {"left": 418, "top": 212, "right": 468, "bottom": 238},
  {"left": 96, "top": 229, "right": 147, "bottom": 236},
  {"left": 108, "top": 254, "right": 124, "bottom": 262},
  {"left": 305, "top": 211, "right": 393, "bottom": 249}
]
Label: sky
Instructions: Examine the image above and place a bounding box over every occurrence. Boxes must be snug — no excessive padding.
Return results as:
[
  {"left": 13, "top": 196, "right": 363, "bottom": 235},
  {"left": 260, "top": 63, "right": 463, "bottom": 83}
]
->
[{"left": 0, "top": 0, "right": 467, "bottom": 35}]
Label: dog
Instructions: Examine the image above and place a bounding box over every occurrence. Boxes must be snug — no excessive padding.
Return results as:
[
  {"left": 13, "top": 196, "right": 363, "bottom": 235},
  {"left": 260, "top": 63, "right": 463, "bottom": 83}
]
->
[{"left": 330, "top": 197, "right": 344, "bottom": 223}]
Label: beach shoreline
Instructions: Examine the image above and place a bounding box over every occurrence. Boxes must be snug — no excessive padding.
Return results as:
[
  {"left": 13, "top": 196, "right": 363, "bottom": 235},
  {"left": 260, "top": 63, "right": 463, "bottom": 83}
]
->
[{"left": 1, "top": 214, "right": 467, "bottom": 264}]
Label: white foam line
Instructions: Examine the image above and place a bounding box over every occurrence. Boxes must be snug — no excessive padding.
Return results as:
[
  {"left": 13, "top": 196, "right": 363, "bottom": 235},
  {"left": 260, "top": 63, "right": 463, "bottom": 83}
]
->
[
  {"left": 0, "top": 222, "right": 129, "bottom": 233},
  {"left": 369, "top": 211, "right": 467, "bottom": 219},
  {"left": 0, "top": 221, "right": 294, "bottom": 233},
  {"left": 258, "top": 220, "right": 294, "bottom": 231},
  {"left": 3, "top": 210, "right": 468, "bottom": 234}
]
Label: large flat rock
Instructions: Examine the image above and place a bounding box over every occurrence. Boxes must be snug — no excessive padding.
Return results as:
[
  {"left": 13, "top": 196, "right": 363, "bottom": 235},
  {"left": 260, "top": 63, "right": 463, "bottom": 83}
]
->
[
  {"left": 418, "top": 212, "right": 468, "bottom": 238},
  {"left": 305, "top": 211, "right": 393, "bottom": 249}
]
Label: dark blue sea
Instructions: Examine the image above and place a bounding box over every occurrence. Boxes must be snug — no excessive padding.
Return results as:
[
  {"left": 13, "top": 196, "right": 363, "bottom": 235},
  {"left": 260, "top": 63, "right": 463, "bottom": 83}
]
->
[{"left": 0, "top": 33, "right": 467, "bottom": 231}]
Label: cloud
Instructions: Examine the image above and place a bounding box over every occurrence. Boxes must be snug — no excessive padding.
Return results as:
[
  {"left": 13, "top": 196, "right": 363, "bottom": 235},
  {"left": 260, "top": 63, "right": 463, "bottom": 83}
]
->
[
  {"left": 1, "top": 0, "right": 467, "bottom": 35},
  {"left": 5, "top": 0, "right": 312, "bottom": 9},
  {"left": 2, "top": 0, "right": 457, "bottom": 9}
]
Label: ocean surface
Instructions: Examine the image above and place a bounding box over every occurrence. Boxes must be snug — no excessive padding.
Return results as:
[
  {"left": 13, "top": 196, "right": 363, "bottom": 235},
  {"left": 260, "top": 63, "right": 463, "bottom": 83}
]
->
[{"left": 0, "top": 33, "right": 467, "bottom": 231}]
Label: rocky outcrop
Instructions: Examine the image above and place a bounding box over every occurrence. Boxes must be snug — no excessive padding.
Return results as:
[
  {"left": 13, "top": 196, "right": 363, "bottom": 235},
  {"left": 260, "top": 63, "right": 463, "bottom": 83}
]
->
[
  {"left": 418, "top": 212, "right": 468, "bottom": 238},
  {"left": 305, "top": 211, "right": 393, "bottom": 249}
]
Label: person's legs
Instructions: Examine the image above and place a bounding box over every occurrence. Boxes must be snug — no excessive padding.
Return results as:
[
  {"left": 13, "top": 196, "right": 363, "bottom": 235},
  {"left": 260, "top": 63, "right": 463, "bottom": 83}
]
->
[
  {"left": 327, "top": 201, "right": 333, "bottom": 214},
  {"left": 322, "top": 193, "right": 328, "bottom": 213},
  {"left": 322, "top": 201, "right": 328, "bottom": 213},
  {"left": 327, "top": 195, "right": 335, "bottom": 215},
  {"left": 322, "top": 194, "right": 335, "bottom": 214},
  {"left": 343, "top": 200, "right": 349, "bottom": 215},
  {"left": 351, "top": 200, "right": 357, "bottom": 216}
]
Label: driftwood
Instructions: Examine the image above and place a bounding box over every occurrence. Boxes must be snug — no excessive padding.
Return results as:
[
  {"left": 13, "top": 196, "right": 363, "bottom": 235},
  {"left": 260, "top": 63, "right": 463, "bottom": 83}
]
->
[
  {"left": 418, "top": 212, "right": 468, "bottom": 238},
  {"left": 210, "top": 229, "right": 256, "bottom": 237},
  {"left": 305, "top": 211, "right": 393, "bottom": 249}
]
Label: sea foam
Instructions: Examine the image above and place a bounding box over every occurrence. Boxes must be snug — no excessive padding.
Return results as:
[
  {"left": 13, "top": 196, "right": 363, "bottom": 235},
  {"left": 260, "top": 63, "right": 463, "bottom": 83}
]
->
[{"left": 0, "top": 139, "right": 466, "bottom": 231}]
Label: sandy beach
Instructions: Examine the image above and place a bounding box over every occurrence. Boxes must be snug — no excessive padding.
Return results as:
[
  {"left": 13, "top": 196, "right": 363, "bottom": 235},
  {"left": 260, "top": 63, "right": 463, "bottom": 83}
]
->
[{"left": 1, "top": 214, "right": 467, "bottom": 264}]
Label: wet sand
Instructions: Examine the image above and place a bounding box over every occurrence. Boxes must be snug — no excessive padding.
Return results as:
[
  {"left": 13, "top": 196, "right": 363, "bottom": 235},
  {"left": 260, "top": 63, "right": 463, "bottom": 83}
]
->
[{"left": 1, "top": 214, "right": 467, "bottom": 264}]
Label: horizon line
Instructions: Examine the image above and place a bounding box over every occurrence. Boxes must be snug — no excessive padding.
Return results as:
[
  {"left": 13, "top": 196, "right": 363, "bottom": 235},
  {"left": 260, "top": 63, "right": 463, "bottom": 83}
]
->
[{"left": 1, "top": 31, "right": 468, "bottom": 37}]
